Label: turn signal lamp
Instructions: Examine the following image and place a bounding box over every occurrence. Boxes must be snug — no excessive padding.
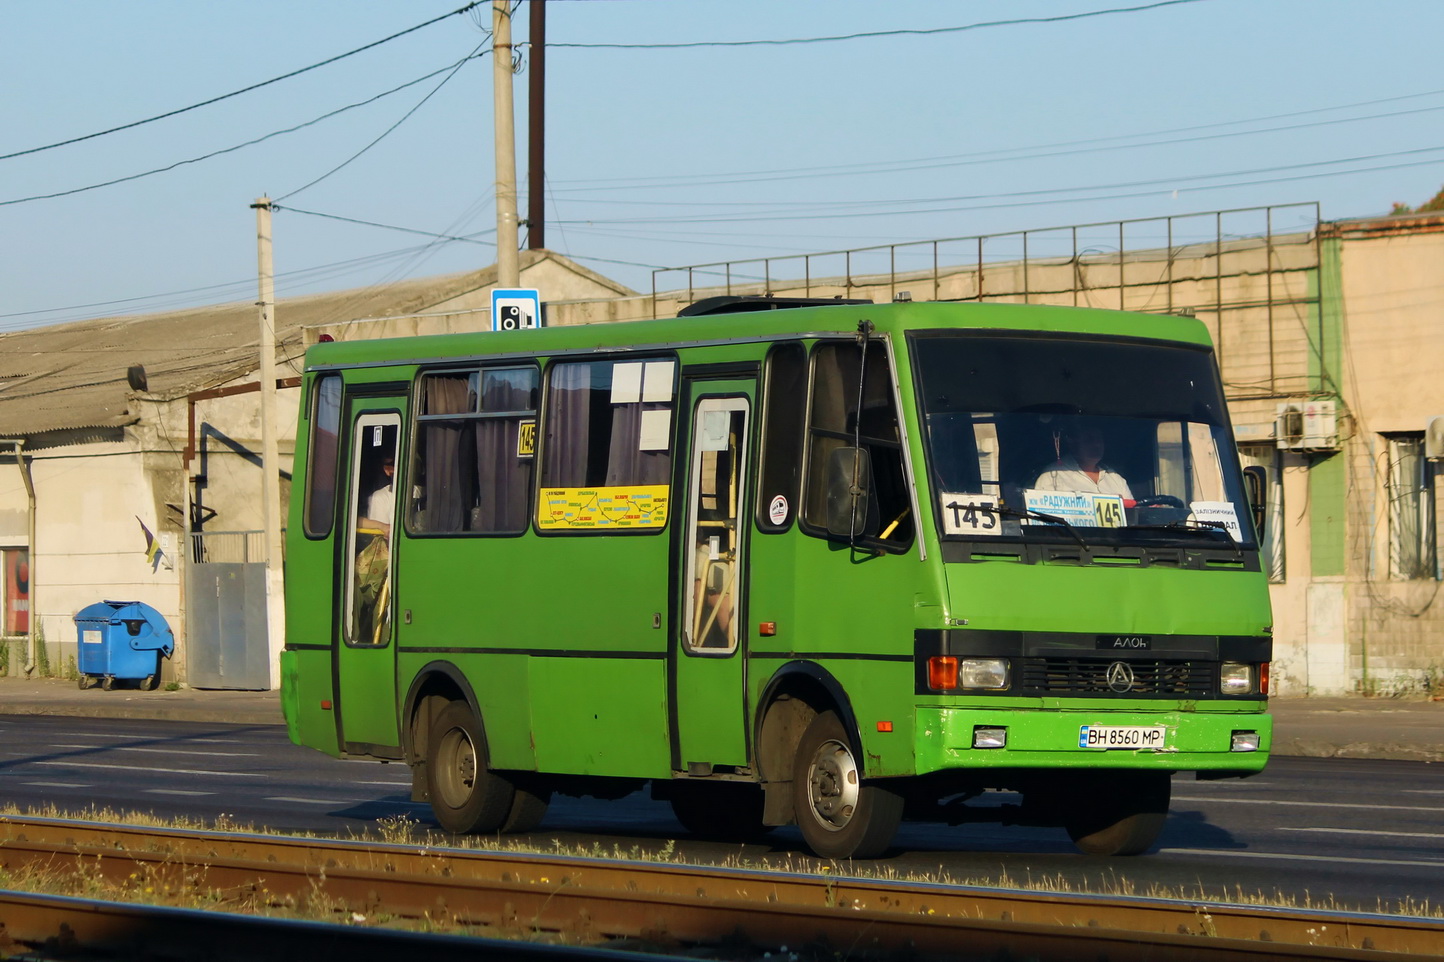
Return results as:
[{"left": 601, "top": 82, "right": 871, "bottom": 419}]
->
[
  {"left": 1260, "top": 662, "right": 1270, "bottom": 696},
  {"left": 927, "top": 656, "right": 959, "bottom": 690}
]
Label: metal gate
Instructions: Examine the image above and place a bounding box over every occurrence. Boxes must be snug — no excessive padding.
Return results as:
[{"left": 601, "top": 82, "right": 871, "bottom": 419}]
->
[{"left": 185, "top": 530, "right": 270, "bottom": 690}]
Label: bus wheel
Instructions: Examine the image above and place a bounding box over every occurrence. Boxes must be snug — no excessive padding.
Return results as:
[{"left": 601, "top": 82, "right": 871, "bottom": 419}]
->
[
  {"left": 669, "top": 781, "right": 769, "bottom": 842},
  {"left": 426, "top": 701, "right": 516, "bottom": 834},
  {"left": 1063, "top": 771, "right": 1171, "bottom": 856},
  {"left": 792, "top": 710, "right": 902, "bottom": 859}
]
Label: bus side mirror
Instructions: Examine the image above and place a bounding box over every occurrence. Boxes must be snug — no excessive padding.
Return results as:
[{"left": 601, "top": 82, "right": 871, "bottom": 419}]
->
[
  {"left": 1242, "top": 465, "right": 1267, "bottom": 540},
  {"left": 826, "top": 446, "right": 873, "bottom": 537}
]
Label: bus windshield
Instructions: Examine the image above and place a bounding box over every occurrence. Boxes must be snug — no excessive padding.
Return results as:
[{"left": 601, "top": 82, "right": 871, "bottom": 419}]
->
[{"left": 911, "top": 331, "right": 1254, "bottom": 550}]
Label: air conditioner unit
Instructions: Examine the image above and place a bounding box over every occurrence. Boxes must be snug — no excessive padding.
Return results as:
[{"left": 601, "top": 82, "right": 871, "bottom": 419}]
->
[
  {"left": 1426, "top": 417, "right": 1444, "bottom": 460},
  {"left": 1275, "top": 399, "right": 1339, "bottom": 453}
]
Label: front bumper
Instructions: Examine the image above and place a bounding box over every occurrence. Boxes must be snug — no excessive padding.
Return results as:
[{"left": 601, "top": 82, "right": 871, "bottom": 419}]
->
[{"left": 915, "top": 703, "right": 1271, "bottom": 773}]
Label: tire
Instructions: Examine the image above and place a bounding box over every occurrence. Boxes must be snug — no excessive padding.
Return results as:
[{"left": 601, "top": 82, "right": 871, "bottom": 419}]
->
[
  {"left": 669, "top": 781, "right": 770, "bottom": 843},
  {"left": 1063, "top": 771, "right": 1171, "bottom": 856},
  {"left": 424, "top": 701, "right": 516, "bottom": 834},
  {"left": 499, "top": 780, "right": 552, "bottom": 834},
  {"left": 791, "top": 710, "right": 903, "bottom": 859},
  {"left": 77, "top": 675, "right": 93, "bottom": 691},
  {"left": 101, "top": 675, "right": 115, "bottom": 691},
  {"left": 139, "top": 674, "right": 159, "bottom": 692}
]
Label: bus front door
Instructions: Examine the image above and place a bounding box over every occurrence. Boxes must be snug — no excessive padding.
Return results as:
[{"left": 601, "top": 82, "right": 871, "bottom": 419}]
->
[
  {"left": 334, "top": 402, "right": 404, "bottom": 754},
  {"left": 673, "top": 384, "right": 753, "bottom": 770}
]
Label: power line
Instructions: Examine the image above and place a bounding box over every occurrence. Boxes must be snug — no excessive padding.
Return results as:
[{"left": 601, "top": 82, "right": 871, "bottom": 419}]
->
[
  {"left": 546, "top": 0, "right": 1209, "bottom": 49},
  {"left": 274, "top": 205, "right": 497, "bottom": 245},
  {"left": 547, "top": 101, "right": 1444, "bottom": 196},
  {"left": 0, "top": 3, "right": 482, "bottom": 163},
  {"left": 0, "top": 50, "right": 490, "bottom": 209},
  {"left": 276, "top": 42, "right": 489, "bottom": 201},
  {"left": 550, "top": 147, "right": 1444, "bottom": 227}
]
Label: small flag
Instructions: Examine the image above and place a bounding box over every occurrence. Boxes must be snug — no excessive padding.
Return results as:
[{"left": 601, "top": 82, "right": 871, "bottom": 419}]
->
[{"left": 137, "top": 517, "right": 164, "bottom": 573}]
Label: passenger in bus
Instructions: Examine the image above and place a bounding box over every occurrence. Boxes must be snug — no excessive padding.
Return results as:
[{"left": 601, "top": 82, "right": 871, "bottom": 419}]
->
[
  {"left": 359, "top": 454, "right": 395, "bottom": 537},
  {"left": 1032, "top": 424, "right": 1135, "bottom": 504}
]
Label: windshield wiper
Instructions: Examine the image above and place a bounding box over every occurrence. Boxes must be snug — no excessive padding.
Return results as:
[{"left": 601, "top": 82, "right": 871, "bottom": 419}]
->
[
  {"left": 1131, "top": 519, "right": 1241, "bottom": 559},
  {"left": 994, "top": 503, "right": 1089, "bottom": 551}
]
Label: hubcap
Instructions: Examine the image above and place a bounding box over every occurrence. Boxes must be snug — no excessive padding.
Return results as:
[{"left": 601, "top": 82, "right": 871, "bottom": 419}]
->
[
  {"left": 807, "top": 738, "right": 860, "bottom": 831},
  {"left": 438, "top": 727, "right": 477, "bottom": 807}
]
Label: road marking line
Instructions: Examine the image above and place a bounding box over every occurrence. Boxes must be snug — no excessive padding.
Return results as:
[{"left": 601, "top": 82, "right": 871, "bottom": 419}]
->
[
  {"left": 1158, "top": 848, "right": 1444, "bottom": 868},
  {"left": 357, "top": 780, "right": 412, "bottom": 787},
  {"left": 265, "top": 797, "right": 339, "bottom": 805},
  {"left": 1280, "top": 826, "right": 1444, "bottom": 840},
  {"left": 1174, "top": 795, "right": 1444, "bottom": 814},
  {"left": 115, "top": 747, "right": 260, "bottom": 757},
  {"left": 145, "top": 789, "right": 216, "bottom": 797},
  {"left": 23, "top": 781, "right": 90, "bottom": 788},
  {"left": 35, "top": 761, "right": 265, "bottom": 778}
]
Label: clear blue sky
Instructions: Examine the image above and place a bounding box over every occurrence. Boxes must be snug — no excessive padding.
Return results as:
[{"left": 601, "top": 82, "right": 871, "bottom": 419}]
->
[{"left": 3, "top": 0, "right": 1442, "bottom": 327}]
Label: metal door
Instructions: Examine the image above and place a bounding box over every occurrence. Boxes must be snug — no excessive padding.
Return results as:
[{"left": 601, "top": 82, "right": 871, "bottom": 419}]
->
[{"left": 672, "top": 382, "right": 754, "bottom": 769}]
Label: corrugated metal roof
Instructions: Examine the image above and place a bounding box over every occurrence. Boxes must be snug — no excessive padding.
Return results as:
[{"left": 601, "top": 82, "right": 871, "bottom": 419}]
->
[{"left": 0, "top": 252, "right": 626, "bottom": 441}]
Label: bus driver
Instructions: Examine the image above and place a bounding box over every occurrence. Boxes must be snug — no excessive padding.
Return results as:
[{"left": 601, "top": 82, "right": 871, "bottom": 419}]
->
[{"left": 1033, "top": 423, "right": 1135, "bottom": 504}]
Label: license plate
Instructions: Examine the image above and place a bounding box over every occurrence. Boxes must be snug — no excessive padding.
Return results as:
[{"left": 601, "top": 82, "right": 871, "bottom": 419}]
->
[{"left": 1078, "top": 725, "right": 1167, "bottom": 749}]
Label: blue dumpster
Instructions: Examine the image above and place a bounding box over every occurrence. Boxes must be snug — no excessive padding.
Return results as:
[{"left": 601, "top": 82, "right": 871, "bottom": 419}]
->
[{"left": 74, "top": 600, "right": 174, "bottom": 692}]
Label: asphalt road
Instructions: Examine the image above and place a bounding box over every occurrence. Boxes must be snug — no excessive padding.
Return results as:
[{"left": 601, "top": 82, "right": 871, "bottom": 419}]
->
[{"left": 1, "top": 714, "right": 1440, "bottom": 914}]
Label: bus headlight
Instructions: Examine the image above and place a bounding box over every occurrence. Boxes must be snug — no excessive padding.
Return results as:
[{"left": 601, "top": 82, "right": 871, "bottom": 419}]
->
[
  {"left": 1220, "top": 662, "right": 1255, "bottom": 695},
  {"left": 959, "top": 658, "right": 1010, "bottom": 690}
]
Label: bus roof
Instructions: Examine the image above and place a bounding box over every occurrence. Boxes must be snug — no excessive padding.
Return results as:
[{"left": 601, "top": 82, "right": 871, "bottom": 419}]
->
[{"left": 303, "top": 300, "right": 1213, "bottom": 372}]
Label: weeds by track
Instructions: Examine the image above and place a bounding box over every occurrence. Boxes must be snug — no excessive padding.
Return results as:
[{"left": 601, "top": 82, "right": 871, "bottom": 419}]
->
[{"left": 0, "top": 813, "right": 1440, "bottom": 961}]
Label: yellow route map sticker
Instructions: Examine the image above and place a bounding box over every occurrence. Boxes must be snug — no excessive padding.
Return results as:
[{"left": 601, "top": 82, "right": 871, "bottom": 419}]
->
[{"left": 538, "top": 485, "right": 670, "bottom": 529}]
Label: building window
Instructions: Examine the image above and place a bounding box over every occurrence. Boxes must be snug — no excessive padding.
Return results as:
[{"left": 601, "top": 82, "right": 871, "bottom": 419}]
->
[
  {"left": 408, "top": 366, "right": 538, "bottom": 535},
  {"left": 801, "top": 340, "right": 913, "bottom": 552},
  {"left": 1386, "top": 434, "right": 1436, "bottom": 580},
  {"left": 538, "top": 358, "right": 675, "bottom": 531},
  {"left": 1238, "top": 445, "right": 1285, "bottom": 583}
]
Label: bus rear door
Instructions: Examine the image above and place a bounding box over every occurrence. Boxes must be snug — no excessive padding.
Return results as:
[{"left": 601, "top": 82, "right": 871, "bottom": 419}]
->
[
  {"left": 672, "top": 379, "right": 754, "bottom": 770},
  {"left": 334, "top": 398, "right": 404, "bottom": 754}
]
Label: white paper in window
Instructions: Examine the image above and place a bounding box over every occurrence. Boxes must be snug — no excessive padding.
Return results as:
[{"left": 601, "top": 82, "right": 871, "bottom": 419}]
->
[
  {"left": 639, "top": 409, "right": 672, "bottom": 451},
  {"left": 642, "top": 360, "right": 676, "bottom": 402},
  {"left": 610, "top": 362, "right": 644, "bottom": 404},
  {"left": 700, "top": 410, "right": 730, "bottom": 451},
  {"left": 1190, "top": 501, "right": 1242, "bottom": 540},
  {"left": 973, "top": 422, "right": 999, "bottom": 484}
]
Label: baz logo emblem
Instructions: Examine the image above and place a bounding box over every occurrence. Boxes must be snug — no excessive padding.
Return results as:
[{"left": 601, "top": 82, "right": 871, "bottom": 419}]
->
[{"left": 1097, "top": 634, "right": 1151, "bottom": 650}]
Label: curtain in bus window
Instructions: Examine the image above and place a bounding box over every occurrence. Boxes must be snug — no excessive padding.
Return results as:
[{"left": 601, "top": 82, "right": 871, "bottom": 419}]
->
[
  {"left": 417, "top": 375, "right": 472, "bottom": 533},
  {"left": 543, "top": 363, "right": 592, "bottom": 486},
  {"left": 474, "top": 369, "right": 534, "bottom": 532}
]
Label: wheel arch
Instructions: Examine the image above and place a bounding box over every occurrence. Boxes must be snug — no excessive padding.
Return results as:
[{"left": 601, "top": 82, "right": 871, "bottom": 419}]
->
[
  {"left": 753, "top": 660, "right": 864, "bottom": 783},
  {"left": 401, "top": 660, "right": 485, "bottom": 765}
]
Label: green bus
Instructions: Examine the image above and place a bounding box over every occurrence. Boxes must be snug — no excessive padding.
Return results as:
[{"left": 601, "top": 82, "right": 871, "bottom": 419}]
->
[{"left": 281, "top": 297, "right": 1271, "bottom": 859}]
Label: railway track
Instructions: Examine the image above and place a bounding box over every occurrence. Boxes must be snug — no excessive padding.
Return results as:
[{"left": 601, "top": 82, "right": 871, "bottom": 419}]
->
[{"left": 0, "top": 814, "right": 1439, "bottom": 961}]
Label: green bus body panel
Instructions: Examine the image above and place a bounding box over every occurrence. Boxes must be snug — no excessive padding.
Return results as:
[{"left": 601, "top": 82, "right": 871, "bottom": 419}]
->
[
  {"left": 281, "top": 300, "right": 1270, "bottom": 786},
  {"left": 942, "top": 562, "right": 1271, "bottom": 637}
]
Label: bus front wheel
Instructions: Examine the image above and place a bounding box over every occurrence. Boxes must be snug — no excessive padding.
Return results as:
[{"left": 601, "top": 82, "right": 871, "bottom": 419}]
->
[
  {"left": 426, "top": 701, "right": 516, "bottom": 834},
  {"left": 1062, "top": 771, "right": 1171, "bottom": 856},
  {"left": 792, "top": 710, "right": 902, "bottom": 859}
]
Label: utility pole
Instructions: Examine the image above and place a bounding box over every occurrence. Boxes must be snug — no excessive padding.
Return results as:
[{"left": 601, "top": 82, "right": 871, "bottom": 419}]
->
[
  {"left": 252, "top": 196, "right": 286, "bottom": 689},
  {"left": 528, "top": 0, "right": 545, "bottom": 250},
  {"left": 493, "top": 0, "right": 520, "bottom": 286}
]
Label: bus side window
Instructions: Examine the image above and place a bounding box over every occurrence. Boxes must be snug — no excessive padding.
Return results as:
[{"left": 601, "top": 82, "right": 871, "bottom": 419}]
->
[
  {"left": 801, "top": 341, "right": 914, "bottom": 551},
  {"left": 303, "top": 375, "right": 342, "bottom": 538},
  {"left": 409, "top": 366, "right": 537, "bottom": 535},
  {"left": 756, "top": 342, "right": 806, "bottom": 532},
  {"left": 541, "top": 358, "right": 674, "bottom": 489}
]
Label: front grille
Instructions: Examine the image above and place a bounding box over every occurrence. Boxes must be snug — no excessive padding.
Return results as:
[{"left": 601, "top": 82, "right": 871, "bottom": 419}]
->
[{"left": 1019, "top": 658, "right": 1214, "bottom": 697}]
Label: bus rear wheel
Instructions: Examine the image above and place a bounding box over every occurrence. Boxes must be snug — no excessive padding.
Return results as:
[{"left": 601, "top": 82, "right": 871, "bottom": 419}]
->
[
  {"left": 426, "top": 701, "right": 516, "bottom": 834},
  {"left": 1062, "top": 771, "right": 1171, "bottom": 856},
  {"left": 792, "top": 710, "right": 902, "bottom": 859}
]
